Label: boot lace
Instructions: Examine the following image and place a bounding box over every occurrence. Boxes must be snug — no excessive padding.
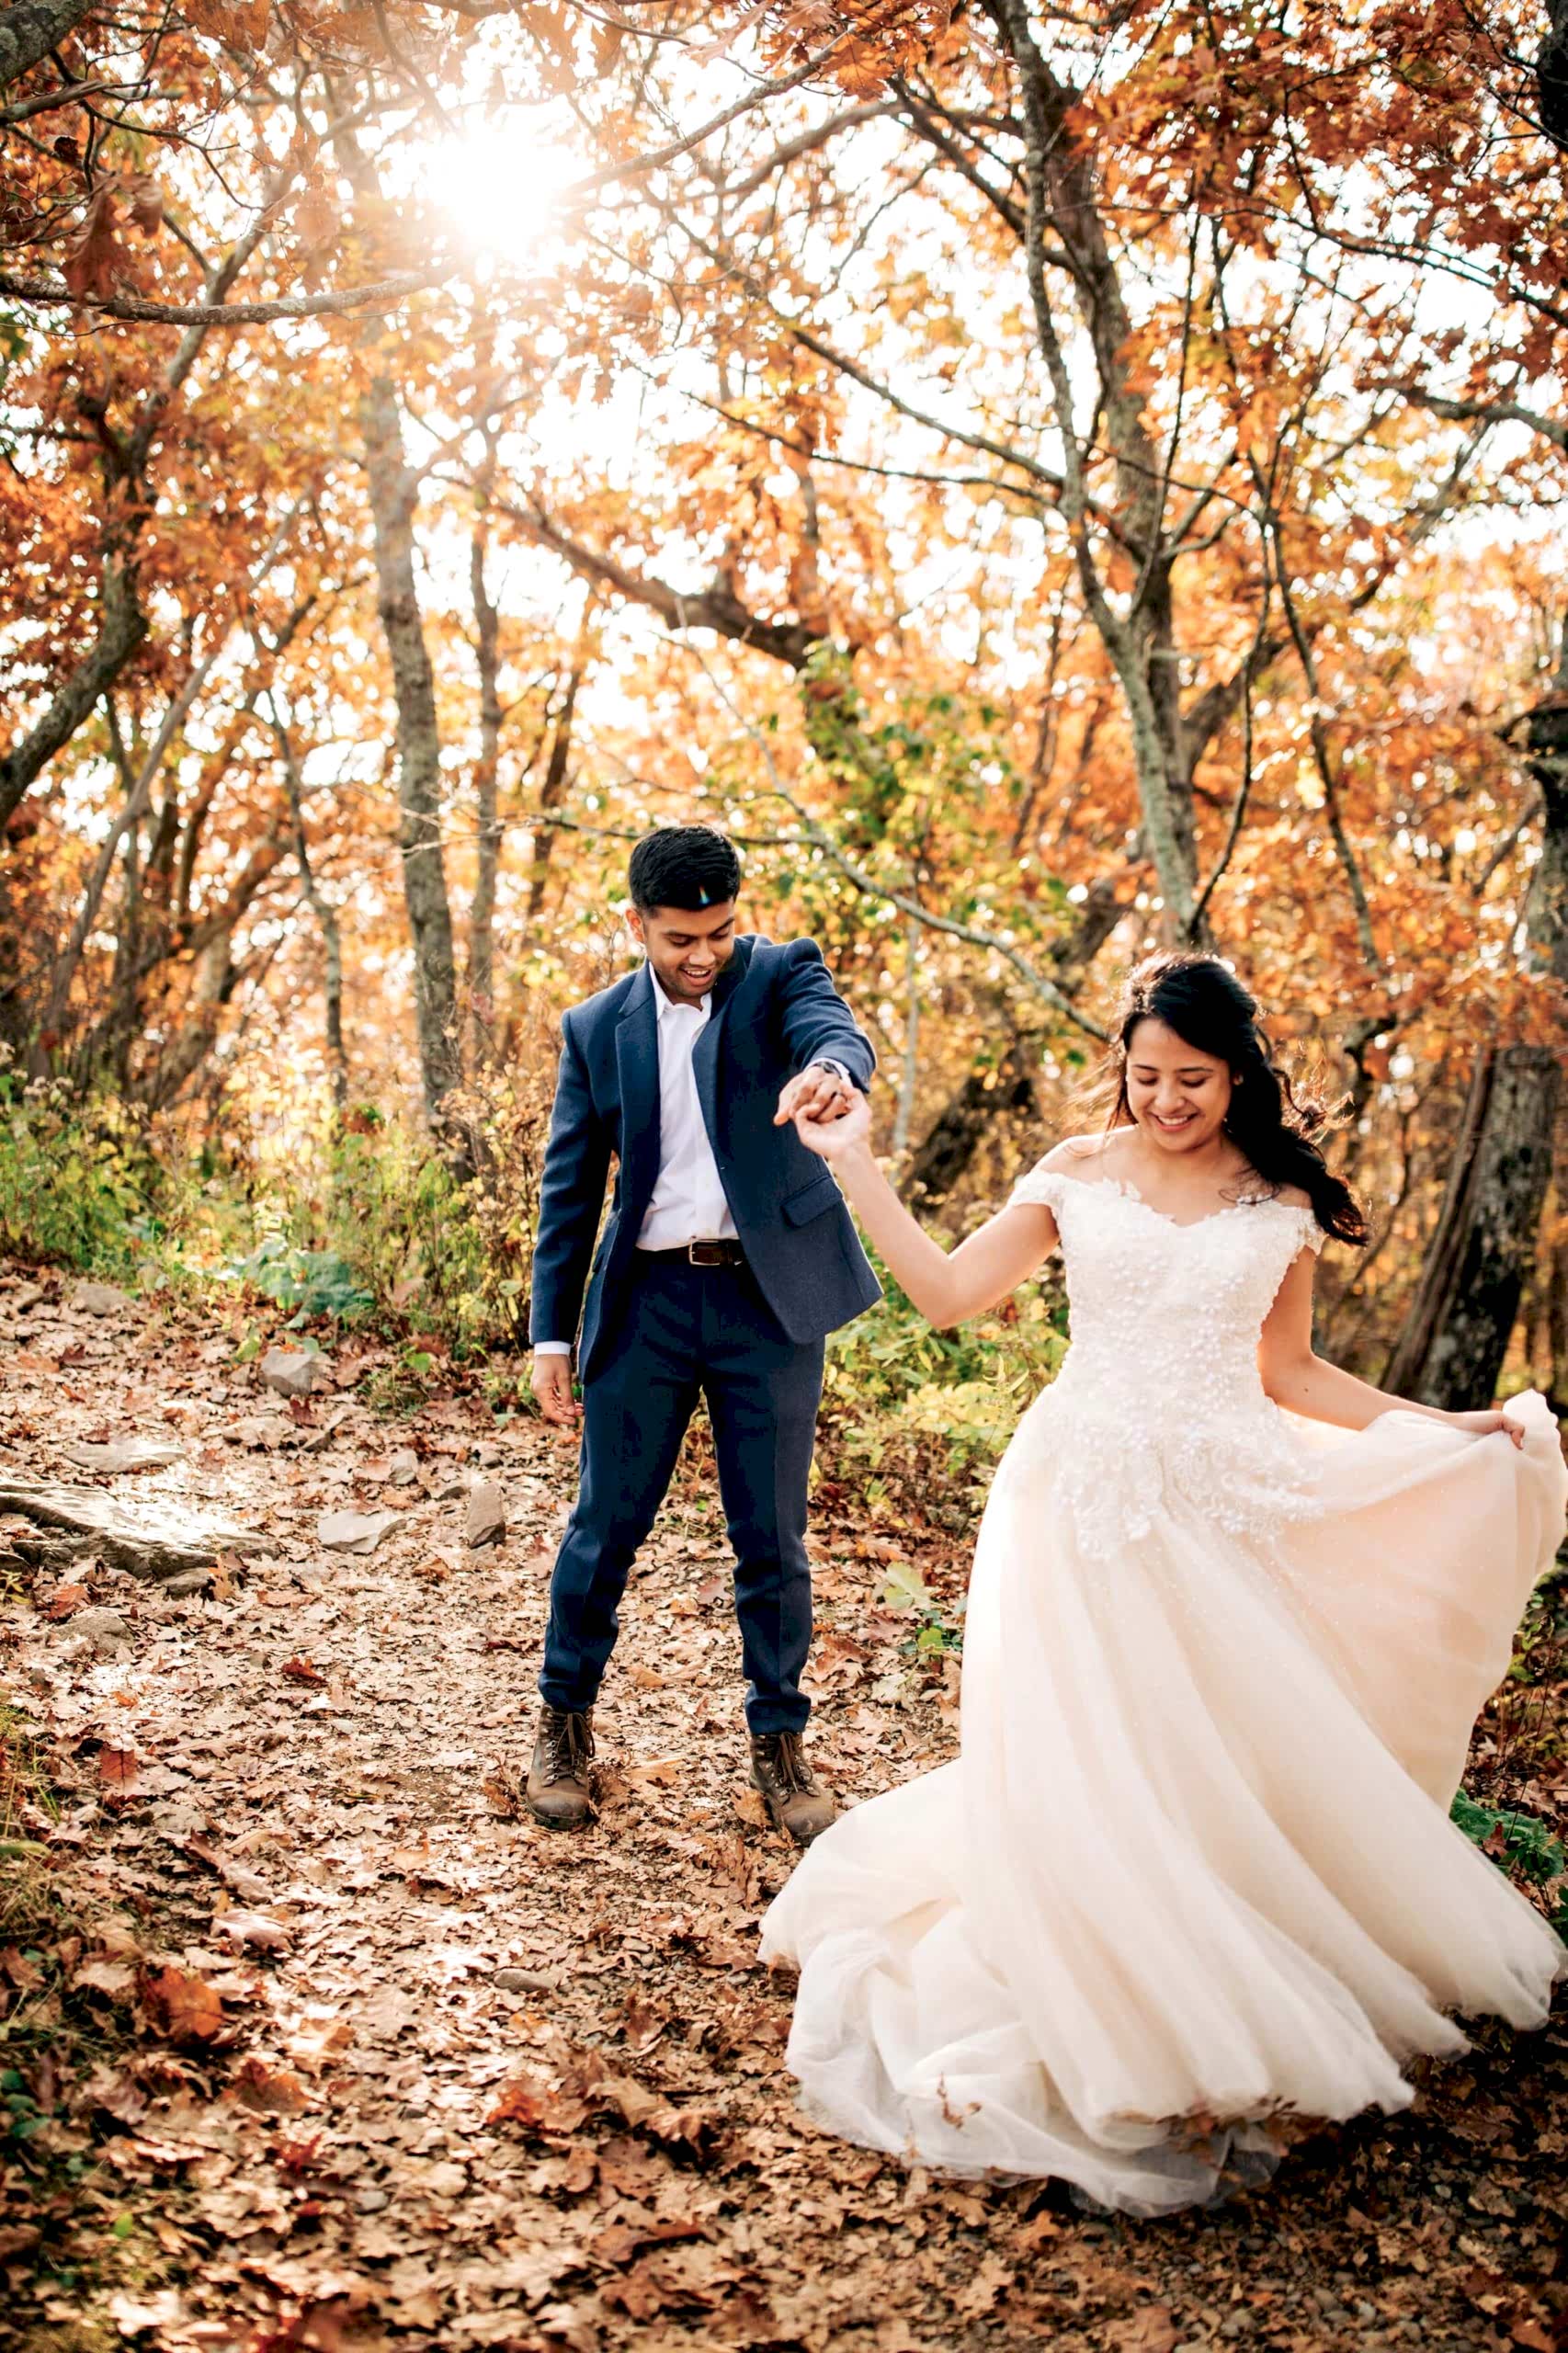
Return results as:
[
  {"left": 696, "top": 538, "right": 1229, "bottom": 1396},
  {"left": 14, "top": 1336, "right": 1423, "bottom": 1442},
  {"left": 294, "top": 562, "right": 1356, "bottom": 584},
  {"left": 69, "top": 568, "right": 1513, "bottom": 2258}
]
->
[
  {"left": 543, "top": 1711, "right": 593, "bottom": 1784},
  {"left": 762, "top": 1732, "right": 816, "bottom": 1796}
]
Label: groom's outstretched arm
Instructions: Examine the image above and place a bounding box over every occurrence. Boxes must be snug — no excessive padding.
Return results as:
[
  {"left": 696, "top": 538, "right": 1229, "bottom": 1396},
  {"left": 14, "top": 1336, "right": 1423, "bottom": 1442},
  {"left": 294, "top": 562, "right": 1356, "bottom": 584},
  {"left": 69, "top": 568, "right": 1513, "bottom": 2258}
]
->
[
  {"left": 529, "top": 1014, "right": 612, "bottom": 1360},
  {"left": 776, "top": 938, "right": 876, "bottom": 1092}
]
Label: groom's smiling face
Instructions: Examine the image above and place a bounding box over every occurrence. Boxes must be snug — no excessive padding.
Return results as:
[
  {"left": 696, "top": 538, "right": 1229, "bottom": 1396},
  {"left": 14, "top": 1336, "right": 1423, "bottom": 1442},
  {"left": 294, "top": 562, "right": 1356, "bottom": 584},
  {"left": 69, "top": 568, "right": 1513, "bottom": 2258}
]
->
[{"left": 629, "top": 898, "right": 739, "bottom": 1006}]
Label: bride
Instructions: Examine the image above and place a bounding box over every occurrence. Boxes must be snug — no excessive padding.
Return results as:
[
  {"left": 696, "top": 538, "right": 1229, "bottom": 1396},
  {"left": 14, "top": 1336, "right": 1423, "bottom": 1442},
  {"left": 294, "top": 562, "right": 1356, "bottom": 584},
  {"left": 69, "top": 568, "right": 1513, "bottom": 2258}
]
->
[{"left": 762, "top": 952, "right": 1567, "bottom": 2214}]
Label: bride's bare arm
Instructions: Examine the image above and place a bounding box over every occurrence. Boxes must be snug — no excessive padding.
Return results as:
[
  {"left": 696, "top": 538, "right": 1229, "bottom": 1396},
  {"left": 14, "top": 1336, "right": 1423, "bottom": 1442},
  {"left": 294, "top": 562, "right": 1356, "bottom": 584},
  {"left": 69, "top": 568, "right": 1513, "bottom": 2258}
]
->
[
  {"left": 782, "top": 1095, "right": 1056, "bottom": 1327},
  {"left": 1258, "top": 1249, "right": 1523, "bottom": 1444}
]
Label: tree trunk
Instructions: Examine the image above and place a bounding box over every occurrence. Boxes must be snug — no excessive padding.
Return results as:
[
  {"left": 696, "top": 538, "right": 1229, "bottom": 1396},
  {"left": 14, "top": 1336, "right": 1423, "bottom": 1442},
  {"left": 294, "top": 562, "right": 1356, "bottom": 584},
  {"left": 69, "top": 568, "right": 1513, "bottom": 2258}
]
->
[
  {"left": 1522, "top": 619, "right": 1568, "bottom": 980},
  {"left": 469, "top": 503, "right": 502, "bottom": 1055},
  {"left": 358, "top": 368, "right": 462, "bottom": 1120},
  {"left": 905, "top": 1037, "right": 1042, "bottom": 1202},
  {"left": 1382, "top": 1046, "right": 1561, "bottom": 1407},
  {"left": 0, "top": 0, "right": 99, "bottom": 94},
  {"left": 892, "top": 915, "right": 921, "bottom": 1158},
  {"left": 142, "top": 933, "right": 237, "bottom": 1110},
  {"left": 1548, "top": 1225, "right": 1568, "bottom": 1416},
  {"left": 277, "top": 719, "right": 348, "bottom": 1114},
  {"left": 0, "top": 556, "right": 145, "bottom": 831},
  {"left": 524, "top": 660, "right": 585, "bottom": 928},
  {"left": 983, "top": 0, "right": 1199, "bottom": 933}
]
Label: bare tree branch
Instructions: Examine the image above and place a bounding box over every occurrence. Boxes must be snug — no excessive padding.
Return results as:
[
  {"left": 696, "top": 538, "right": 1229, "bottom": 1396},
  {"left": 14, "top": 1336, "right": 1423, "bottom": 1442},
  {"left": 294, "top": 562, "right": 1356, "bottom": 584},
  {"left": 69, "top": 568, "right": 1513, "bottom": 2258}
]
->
[
  {"left": 499, "top": 498, "right": 822, "bottom": 668},
  {"left": 1373, "top": 381, "right": 1567, "bottom": 454},
  {"left": 717, "top": 101, "right": 892, "bottom": 201},
  {"left": 40, "top": 505, "right": 302, "bottom": 1043},
  {"left": 0, "top": 265, "right": 456, "bottom": 326}
]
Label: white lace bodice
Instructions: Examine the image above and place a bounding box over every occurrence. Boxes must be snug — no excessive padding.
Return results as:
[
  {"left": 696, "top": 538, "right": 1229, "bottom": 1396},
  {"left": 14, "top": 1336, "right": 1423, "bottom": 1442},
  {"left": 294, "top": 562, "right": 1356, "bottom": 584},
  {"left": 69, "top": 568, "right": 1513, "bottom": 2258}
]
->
[{"left": 1002, "top": 1163, "right": 1326, "bottom": 1558}]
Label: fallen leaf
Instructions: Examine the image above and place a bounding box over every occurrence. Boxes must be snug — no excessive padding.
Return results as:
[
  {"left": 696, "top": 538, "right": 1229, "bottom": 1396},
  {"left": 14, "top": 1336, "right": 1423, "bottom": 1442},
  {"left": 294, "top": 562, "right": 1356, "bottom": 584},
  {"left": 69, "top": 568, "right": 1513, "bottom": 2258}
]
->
[
  {"left": 1105, "top": 2309, "right": 1179, "bottom": 2353},
  {"left": 212, "top": 1909, "right": 290, "bottom": 1950},
  {"left": 233, "top": 2057, "right": 311, "bottom": 2114},
  {"left": 98, "top": 1745, "right": 139, "bottom": 1790},
  {"left": 489, "top": 2073, "right": 594, "bottom": 2133},
  {"left": 73, "top": 1955, "right": 139, "bottom": 2001},
  {"left": 142, "top": 1962, "right": 223, "bottom": 2045}
]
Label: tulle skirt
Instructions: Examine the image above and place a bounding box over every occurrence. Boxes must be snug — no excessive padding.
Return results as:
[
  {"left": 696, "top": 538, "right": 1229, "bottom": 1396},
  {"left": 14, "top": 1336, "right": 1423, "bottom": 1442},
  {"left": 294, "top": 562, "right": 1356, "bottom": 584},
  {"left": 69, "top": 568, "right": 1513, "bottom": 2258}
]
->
[{"left": 760, "top": 1392, "right": 1568, "bottom": 2213}]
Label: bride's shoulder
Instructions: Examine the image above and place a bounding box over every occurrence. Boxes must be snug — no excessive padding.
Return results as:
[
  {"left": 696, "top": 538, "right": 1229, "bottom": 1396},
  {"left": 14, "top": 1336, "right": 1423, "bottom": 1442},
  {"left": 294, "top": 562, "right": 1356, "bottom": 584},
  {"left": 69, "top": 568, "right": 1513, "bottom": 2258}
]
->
[
  {"left": 1040, "top": 1133, "right": 1119, "bottom": 1176},
  {"left": 1008, "top": 1133, "right": 1119, "bottom": 1213},
  {"left": 1262, "top": 1179, "right": 1312, "bottom": 1213}
]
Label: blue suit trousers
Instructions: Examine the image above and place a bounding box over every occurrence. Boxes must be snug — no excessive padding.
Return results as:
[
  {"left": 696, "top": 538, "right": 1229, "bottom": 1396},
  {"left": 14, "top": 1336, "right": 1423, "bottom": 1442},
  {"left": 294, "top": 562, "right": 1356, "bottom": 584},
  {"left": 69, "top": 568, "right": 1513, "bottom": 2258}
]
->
[{"left": 539, "top": 1254, "right": 824, "bottom": 1734}]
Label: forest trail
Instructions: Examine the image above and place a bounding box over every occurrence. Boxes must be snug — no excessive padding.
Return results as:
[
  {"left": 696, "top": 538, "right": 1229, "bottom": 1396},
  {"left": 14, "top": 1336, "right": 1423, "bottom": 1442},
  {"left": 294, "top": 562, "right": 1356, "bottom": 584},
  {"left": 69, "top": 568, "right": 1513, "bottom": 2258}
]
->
[{"left": 0, "top": 1267, "right": 1563, "bottom": 2353}]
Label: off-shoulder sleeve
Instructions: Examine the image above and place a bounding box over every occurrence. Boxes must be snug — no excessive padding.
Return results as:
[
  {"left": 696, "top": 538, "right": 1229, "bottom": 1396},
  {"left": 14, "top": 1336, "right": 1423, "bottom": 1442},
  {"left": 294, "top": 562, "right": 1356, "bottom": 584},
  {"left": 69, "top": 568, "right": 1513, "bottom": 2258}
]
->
[{"left": 1008, "top": 1161, "right": 1066, "bottom": 1213}]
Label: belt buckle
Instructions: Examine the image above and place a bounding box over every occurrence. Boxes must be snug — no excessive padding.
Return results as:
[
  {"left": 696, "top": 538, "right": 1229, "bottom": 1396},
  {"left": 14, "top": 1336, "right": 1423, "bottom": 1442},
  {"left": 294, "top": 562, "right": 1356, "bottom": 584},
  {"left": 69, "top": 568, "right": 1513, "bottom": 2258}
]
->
[{"left": 687, "top": 1240, "right": 725, "bottom": 1267}]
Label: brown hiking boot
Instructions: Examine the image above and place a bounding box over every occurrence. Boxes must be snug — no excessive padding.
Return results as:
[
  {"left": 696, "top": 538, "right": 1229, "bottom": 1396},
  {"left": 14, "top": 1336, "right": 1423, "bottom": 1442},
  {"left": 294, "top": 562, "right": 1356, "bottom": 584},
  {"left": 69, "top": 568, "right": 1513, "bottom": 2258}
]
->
[
  {"left": 750, "top": 1731, "right": 836, "bottom": 1847},
  {"left": 527, "top": 1706, "right": 596, "bottom": 1829}
]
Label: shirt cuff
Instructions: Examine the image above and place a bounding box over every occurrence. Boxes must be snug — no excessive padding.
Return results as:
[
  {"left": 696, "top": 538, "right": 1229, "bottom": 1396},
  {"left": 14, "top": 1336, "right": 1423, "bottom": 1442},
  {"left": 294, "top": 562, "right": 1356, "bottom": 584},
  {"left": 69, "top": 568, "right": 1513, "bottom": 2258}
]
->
[
  {"left": 532, "top": 1340, "right": 572, "bottom": 1357},
  {"left": 812, "top": 1058, "right": 855, "bottom": 1086}
]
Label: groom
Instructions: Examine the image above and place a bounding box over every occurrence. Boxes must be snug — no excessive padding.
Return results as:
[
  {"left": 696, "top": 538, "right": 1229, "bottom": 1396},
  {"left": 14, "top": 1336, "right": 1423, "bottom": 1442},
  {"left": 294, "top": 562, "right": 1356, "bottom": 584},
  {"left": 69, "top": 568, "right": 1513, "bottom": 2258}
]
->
[{"left": 526, "top": 825, "right": 880, "bottom": 1844}]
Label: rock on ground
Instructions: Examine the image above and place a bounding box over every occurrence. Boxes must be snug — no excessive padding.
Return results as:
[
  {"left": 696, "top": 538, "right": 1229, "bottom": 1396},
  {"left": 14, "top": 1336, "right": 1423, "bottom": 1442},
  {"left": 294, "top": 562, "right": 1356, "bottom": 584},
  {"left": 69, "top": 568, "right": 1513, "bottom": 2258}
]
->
[
  {"left": 71, "top": 1280, "right": 133, "bottom": 1317},
  {"left": 258, "top": 1347, "right": 320, "bottom": 1399},
  {"left": 315, "top": 1507, "right": 402, "bottom": 1554},
  {"left": 0, "top": 1477, "right": 267, "bottom": 1582},
  {"left": 62, "top": 1438, "right": 184, "bottom": 1474},
  {"left": 466, "top": 1477, "right": 506, "bottom": 1547}
]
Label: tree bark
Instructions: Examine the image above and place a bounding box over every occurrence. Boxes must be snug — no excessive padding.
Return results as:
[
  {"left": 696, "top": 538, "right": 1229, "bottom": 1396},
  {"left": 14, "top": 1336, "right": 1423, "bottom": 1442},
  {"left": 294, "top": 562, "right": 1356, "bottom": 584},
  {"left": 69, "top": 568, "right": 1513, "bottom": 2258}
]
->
[
  {"left": 0, "top": 0, "right": 99, "bottom": 95},
  {"left": 905, "top": 1036, "right": 1042, "bottom": 1202},
  {"left": 0, "top": 556, "right": 145, "bottom": 831},
  {"left": 37, "top": 512, "right": 296, "bottom": 1060},
  {"left": 1522, "top": 613, "right": 1568, "bottom": 981},
  {"left": 892, "top": 915, "right": 921, "bottom": 1159},
  {"left": 142, "top": 932, "right": 239, "bottom": 1111},
  {"left": 275, "top": 719, "right": 348, "bottom": 1113},
  {"left": 524, "top": 658, "right": 585, "bottom": 928},
  {"left": 469, "top": 500, "right": 502, "bottom": 1053},
  {"left": 1382, "top": 1046, "right": 1561, "bottom": 1407},
  {"left": 358, "top": 367, "right": 462, "bottom": 1119},
  {"left": 983, "top": 0, "right": 1199, "bottom": 932}
]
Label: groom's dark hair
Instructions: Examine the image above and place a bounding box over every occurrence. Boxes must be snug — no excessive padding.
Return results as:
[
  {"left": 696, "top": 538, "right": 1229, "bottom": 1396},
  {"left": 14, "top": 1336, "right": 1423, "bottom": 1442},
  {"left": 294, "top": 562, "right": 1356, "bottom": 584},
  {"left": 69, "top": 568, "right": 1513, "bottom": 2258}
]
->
[{"left": 629, "top": 824, "right": 743, "bottom": 913}]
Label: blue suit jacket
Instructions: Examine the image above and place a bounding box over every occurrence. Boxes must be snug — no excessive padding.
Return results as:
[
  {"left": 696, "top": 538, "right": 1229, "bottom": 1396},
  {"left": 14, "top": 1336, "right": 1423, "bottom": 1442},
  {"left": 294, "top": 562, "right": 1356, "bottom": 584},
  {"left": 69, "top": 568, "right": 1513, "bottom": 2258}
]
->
[{"left": 528, "top": 935, "right": 881, "bottom": 1380}]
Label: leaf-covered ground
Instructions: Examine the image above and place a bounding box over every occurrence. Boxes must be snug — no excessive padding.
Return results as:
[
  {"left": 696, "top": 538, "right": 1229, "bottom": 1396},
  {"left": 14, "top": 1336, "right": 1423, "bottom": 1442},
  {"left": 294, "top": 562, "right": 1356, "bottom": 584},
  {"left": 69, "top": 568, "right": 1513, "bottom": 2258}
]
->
[{"left": 0, "top": 1265, "right": 1563, "bottom": 2353}]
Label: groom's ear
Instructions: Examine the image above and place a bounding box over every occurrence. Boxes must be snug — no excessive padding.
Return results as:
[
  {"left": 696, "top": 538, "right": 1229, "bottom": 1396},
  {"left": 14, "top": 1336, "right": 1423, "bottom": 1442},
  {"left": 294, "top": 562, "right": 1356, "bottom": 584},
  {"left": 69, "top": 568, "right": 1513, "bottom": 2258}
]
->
[{"left": 626, "top": 906, "right": 646, "bottom": 948}]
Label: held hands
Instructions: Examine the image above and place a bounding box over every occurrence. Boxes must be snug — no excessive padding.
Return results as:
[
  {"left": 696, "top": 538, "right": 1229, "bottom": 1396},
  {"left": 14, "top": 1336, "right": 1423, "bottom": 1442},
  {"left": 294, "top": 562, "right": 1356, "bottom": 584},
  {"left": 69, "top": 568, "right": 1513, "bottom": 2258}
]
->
[
  {"left": 1446, "top": 1406, "right": 1524, "bottom": 1450},
  {"left": 786, "top": 1086, "right": 872, "bottom": 1163},
  {"left": 774, "top": 1064, "right": 856, "bottom": 1131},
  {"left": 530, "top": 1353, "right": 582, "bottom": 1429}
]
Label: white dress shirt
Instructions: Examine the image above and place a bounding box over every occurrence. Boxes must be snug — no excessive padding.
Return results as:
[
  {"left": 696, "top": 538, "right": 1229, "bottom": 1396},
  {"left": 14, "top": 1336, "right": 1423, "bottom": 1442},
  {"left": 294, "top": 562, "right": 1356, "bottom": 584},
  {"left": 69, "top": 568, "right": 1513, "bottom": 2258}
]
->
[
  {"left": 534, "top": 973, "right": 850, "bottom": 1354},
  {"left": 636, "top": 977, "right": 738, "bottom": 1252}
]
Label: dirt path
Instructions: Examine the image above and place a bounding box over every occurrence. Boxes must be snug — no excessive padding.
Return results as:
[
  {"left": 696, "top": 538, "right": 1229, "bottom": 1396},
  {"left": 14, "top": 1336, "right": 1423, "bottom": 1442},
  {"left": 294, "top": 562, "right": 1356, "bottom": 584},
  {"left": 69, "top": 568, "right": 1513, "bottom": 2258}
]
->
[{"left": 1, "top": 1270, "right": 1563, "bottom": 2353}]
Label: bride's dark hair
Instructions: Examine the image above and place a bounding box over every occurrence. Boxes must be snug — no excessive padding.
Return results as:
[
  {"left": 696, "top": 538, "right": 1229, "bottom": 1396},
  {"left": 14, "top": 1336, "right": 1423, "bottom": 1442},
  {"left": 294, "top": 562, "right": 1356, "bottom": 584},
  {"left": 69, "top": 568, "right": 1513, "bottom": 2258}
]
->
[{"left": 1106, "top": 952, "right": 1369, "bottom": 1245}]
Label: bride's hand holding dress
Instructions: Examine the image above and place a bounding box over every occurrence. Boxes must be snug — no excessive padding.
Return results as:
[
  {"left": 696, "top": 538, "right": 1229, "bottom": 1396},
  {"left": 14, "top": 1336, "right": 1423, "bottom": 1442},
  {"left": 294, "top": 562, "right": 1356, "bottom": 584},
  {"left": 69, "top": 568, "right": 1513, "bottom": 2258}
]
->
[{"left": 773, "top": 1100, "right": 1566, "bottom": 2216}]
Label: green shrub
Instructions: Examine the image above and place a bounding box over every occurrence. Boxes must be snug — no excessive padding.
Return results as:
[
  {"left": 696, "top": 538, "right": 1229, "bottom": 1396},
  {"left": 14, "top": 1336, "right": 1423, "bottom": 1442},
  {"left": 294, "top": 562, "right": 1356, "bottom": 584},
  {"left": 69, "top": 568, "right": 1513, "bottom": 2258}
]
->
[
  {"left": 0, "top": 1073, "right": 170, "bottom": 1276},
  {"left": 219, "top": 1234, "right": 375, "bottom": 1324},
  {"left": 291, "top": 1064, "right": 551, "bottom": 1355},
  {"left": 1450, "top": 1789, "right": 1568, "bottom": 1936},
  {"left": 818, "top": 1243, "right": 1066, "bottom": 1524}
]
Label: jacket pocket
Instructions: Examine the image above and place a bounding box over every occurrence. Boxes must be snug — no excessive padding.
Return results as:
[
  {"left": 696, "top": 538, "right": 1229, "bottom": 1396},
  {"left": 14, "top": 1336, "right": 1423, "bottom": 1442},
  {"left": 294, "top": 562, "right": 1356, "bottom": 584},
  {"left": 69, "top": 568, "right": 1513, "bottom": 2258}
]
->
[{"left": 780, "top": 1171, "right": 840, "bottom": 1227}]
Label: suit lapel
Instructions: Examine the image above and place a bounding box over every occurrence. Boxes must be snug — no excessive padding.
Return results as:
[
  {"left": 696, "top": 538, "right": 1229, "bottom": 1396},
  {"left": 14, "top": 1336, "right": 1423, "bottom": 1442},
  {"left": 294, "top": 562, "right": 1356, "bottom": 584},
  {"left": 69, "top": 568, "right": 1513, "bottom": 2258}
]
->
[
  {"left": 615, "top": 963, "right": 660, "bottom": 1211},
  {"left": 693, "top": 936, "right": 753, "bottom": 1154}
]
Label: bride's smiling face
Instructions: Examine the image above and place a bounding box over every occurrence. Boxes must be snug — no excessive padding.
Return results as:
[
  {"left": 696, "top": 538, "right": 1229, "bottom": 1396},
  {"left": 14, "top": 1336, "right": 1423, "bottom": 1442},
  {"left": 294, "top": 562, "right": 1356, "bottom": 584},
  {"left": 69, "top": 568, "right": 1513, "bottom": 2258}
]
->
[{"left": 1123, "top": 1017, "right": 1235, "bottom": 1154}]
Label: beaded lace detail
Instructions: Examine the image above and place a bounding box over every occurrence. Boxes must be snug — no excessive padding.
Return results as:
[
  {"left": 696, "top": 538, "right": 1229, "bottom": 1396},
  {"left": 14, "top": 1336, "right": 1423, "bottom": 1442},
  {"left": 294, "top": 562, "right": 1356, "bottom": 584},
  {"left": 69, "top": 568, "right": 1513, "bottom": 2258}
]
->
[{"left": 1002, "top": 1165, "right": 1325, "bottom": 1562}]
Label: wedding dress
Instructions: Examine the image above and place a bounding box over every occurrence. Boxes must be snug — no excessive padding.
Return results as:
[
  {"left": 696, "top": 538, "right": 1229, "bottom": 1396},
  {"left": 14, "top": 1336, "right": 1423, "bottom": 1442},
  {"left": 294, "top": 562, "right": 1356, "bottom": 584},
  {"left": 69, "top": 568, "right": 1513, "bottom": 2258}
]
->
[{"left": 761, "top": 1162, "right": 1568, "bottom": 2214}]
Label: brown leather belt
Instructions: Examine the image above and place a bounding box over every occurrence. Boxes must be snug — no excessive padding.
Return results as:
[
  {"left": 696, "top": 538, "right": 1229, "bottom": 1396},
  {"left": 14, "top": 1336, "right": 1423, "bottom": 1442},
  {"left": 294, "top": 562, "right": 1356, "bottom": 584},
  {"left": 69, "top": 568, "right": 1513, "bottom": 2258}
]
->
[{"left": 640, "top": 1240, "right": 747, "bottom": 1268}]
